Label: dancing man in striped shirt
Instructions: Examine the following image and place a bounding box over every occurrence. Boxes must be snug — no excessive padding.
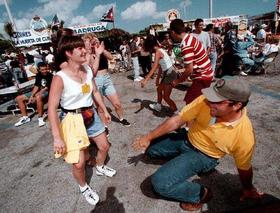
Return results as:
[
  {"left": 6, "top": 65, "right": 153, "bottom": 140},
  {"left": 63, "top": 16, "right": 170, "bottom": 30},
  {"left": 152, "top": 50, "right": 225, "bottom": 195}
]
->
[{"left": 170, "top": 19, "right": 214, "bottom": 104}]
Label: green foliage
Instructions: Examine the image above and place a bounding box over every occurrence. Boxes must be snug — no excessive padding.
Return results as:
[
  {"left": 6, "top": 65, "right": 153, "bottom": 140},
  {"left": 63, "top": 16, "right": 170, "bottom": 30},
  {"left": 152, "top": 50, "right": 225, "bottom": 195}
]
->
[
  {"left": 0, "top": 39, "right": 14, "bottom": 55},
  {"left": 4, "top": 22, "right": 14, "bottom": 38}
]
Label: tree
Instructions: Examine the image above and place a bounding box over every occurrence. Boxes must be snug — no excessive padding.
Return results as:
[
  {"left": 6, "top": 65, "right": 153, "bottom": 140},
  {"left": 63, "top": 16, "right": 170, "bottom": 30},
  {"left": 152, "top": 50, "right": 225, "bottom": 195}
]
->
[
  {"left": 4, "top": 22, "right": 14, "bottom": 38},
  {"left": 2, "top": 22, "right": 16, "bottom": 51}
]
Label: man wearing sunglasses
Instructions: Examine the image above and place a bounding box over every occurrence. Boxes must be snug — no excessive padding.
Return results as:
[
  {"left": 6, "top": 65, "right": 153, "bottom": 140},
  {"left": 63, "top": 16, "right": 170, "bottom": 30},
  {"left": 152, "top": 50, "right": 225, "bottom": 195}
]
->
[{"left": 132, "top": 77, "right": 263, "bottom": 211}]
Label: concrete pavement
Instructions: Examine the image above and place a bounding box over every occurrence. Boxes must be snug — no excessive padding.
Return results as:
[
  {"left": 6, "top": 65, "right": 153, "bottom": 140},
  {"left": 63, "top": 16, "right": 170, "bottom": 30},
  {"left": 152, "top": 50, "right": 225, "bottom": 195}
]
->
[{"left": 0, "top": 70, "right": 280, "bottom": 213}]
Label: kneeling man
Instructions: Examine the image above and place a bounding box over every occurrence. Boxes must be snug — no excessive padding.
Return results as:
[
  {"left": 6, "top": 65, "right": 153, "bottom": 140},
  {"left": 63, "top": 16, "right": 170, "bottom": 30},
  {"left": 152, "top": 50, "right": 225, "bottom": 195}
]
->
[{"left": 133, "top": 77, "right": 263, "bottom": 211}]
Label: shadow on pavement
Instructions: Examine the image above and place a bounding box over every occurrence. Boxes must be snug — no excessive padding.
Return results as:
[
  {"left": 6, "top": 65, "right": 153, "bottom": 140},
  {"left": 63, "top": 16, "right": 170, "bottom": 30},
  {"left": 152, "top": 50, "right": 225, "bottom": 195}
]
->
[
  {"left": 126, "top": 75, "right": 134, "bottom": 81},
  {"left": 134, "top": 150, "right": 280, "bottom": 212},
  {"left": 174, "top": 83, "right": 189, "bottom": 91},
  {"left": 131, "top": 98, "right": 175, "bottom": 118},
  {"left": 92, "top": 187, "right": 125, "bottom": 213},
  {"left": 86, "top": 142, "right": 111, "bottom": 184}
]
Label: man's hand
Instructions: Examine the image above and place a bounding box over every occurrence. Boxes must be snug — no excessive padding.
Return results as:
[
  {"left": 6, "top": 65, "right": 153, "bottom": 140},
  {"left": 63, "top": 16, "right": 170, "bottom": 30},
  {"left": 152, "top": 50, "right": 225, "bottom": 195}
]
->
[
  {"left": 28, "top": 96, "right": 35, "bottom": 104},
  {"left": 95, "top": 41, "right": 104, "bottom": 55},
  {"left": 140, "top": 79, "right": 147, "bottom": 88},
  {"left": 53, "top": 138, "right": 66, "bottom": 155},
  {"left": 171, "top": 79, "right": 179, "bottom": 87},
  {"left": 240, "top": 186, "right": 264, "bottom": 201},
  {"left": 104, "top": 110, "right": 112, "bottom": 124},
  {"left": 132, "top": 135, "right": 151, "bottom": 152}
]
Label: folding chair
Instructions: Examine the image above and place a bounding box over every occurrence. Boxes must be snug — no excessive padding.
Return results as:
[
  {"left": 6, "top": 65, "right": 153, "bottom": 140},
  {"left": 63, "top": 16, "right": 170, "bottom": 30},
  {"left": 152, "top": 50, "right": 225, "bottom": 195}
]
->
[{"left": 263, "top": 51, "right": 278, "bottom": 75}]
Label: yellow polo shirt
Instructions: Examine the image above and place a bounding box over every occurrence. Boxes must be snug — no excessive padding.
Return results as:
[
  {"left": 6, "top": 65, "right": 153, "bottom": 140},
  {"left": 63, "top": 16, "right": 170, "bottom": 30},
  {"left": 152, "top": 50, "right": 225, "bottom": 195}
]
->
[{"left": 179, "top": 95, "right": 255, "bottom": 170}]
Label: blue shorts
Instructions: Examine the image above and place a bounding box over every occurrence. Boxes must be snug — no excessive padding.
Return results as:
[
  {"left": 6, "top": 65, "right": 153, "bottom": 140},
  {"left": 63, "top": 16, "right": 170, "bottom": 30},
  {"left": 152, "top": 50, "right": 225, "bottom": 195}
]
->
[
  {"left": 25, "top": 90, "right": 49, "bottom": 99},
  {"left": 60, "top": 108, "right": 105, "bottom": 138},
  {"left": 95, "top": 73, "right": 116, "bottom": 96}
]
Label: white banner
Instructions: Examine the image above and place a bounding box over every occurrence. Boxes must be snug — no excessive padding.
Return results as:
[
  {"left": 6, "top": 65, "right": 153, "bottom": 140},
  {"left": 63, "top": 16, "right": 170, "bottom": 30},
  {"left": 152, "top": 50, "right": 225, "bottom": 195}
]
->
[
  {"left": 12, "top": 22, "right": 108, "bottom": 47},
  {"left": 12, "top": 30, "right": 51, "bottom": 47},
  {"left": 69, "top": 22, "right": 108, "bottom": 35}
]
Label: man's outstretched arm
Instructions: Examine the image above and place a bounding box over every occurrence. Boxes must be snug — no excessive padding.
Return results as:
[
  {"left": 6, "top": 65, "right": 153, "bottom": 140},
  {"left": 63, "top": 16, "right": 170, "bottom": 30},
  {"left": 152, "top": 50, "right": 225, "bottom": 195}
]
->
[{"left": 132, "top": 115, "right": 185, "bottom": 151}]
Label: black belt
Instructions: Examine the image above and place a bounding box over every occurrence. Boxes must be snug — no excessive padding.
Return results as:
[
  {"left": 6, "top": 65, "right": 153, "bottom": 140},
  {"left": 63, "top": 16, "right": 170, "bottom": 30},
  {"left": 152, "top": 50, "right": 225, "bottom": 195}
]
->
[
  {"left": 183, "top": 129, "right": 219, "bottom": 160},
  {"left": 61, "top": 106, "right": 92, "bottom": 113}
]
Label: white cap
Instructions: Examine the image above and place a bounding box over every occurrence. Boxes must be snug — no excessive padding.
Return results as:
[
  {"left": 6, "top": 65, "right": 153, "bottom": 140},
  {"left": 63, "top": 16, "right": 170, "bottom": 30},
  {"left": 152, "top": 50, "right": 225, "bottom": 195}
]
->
[{"left": 261, "top": 24, "right": 267, "bottom": 28}]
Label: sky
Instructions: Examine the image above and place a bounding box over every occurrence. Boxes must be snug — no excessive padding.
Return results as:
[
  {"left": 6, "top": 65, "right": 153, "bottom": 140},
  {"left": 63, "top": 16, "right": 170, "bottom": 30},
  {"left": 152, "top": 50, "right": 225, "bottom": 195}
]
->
[{"left": 0, "top": 0, "right": 276, "bottom": 36}]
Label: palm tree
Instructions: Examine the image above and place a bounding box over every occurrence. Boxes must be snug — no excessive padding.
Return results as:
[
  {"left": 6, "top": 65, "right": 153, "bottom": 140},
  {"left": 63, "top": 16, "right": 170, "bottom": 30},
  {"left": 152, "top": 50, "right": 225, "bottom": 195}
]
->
[
  {"left": 3, "top": 22, "right": 15, "bottom": 49},
  {"left": 4, "top": 22, "right": 14, "bottom": 38},
  {"left": 59, "top": 20, "right": 64, "bottom": 29}
]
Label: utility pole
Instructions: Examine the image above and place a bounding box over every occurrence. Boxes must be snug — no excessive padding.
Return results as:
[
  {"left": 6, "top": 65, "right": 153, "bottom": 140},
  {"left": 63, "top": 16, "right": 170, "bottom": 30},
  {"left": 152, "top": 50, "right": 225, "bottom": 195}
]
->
[
  {"left": 4, "top": 0, "right": 17, "bottom": 31},
  {"left": 209, "top": 0, "right": 213, "bottom": 18}
]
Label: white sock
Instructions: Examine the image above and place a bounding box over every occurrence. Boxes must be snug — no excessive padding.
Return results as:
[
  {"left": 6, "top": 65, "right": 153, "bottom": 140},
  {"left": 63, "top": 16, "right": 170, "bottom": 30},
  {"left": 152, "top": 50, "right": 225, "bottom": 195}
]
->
[
  {"left": 119, "top": 118, "right": 124, "bottom": 121},
  {"left": 96, "top": 165, "right": 104, "bottom": 170},
  {"left": 79, "top": 184, "right": 88, "bottom": 192}
]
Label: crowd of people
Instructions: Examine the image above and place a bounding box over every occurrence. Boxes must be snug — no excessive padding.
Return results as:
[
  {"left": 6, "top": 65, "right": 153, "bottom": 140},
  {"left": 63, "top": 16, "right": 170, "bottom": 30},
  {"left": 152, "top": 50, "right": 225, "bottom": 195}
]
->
[{"left": 0, "top": 17, "right": 274, "bottom": 210}]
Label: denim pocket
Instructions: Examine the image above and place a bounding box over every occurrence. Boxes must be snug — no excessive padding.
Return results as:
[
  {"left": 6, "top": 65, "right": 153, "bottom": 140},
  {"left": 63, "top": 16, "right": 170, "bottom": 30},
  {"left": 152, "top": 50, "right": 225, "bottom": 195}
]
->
[{"left": 200, "top": 155, "right": 219, "bottom": 173}]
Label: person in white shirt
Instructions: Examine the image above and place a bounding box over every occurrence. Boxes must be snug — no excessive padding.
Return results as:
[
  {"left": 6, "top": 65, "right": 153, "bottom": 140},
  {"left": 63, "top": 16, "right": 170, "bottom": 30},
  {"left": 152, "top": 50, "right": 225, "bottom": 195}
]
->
[
  {"left": 45, "top": 52, "right": 54, "bottom": 64},
  {"left": 253, "top": 37, "right": 279, "bottom": 63},
  {"left": 141, "top": 35, "right": 178, "bottom": 113},
  {"left": 48, "top": 35, "right": 116, "bottom": 206},
  {"left": 191, "top": 18, "right": 211, "bottom": 52},
  {"left": 256, "top": 24, "right": 267, "bottom": 43}
]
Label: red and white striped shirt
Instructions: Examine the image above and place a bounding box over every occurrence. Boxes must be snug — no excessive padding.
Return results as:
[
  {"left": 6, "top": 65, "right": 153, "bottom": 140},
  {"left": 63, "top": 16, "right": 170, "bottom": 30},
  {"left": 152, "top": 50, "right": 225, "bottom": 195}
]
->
[{"left": 180, "top": 34, "right": 213, "bottom": 80}]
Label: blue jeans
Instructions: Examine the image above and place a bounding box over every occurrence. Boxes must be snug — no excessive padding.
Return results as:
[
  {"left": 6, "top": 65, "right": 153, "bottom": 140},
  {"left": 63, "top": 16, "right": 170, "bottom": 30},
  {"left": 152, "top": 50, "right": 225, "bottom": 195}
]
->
[
  {"left": 131, "top": 56, "right": 140, "bottom": 79},
  {"left": 146, "top": 129, "right": 219, "bottom": 203},
  {"left": 209, "top": 51, "right": 217, "bottom": 72}
]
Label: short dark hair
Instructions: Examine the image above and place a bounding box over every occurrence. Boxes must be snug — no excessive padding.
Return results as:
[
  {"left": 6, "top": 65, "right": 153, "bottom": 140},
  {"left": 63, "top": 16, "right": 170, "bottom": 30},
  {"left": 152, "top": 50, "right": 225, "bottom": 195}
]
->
[
  {"left": 225, "top": 21, "right": 233, "bottom": 29},
  {"left": 194, "top": 18, "right": 204, "bottom": 27},
  {"left": 205, "top": 24, "right": 214, "bottom": 31},
  {"left": 37, "top": 61, "right": 47, "bottom": 69},
  {"left": 169, "top": 19, "right": 186, "bottom": 34},
  {"left": 57, "top": 35, "right": 84, "bottom": 62},
  {"left": 228, "top": 100, "right": 249, "bottom": 111}
]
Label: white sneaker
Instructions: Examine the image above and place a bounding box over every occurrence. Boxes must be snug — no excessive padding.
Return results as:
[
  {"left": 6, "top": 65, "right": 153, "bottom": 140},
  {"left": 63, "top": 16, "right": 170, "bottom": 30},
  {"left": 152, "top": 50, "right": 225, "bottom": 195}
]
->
[
  {"left": 134, "top": 78, "right": 141, "bottom": 82},
  {"left": 38, "top": 117, "right": 46, "bottom": 127},
  {"left": 240, "top": 71, "right": 248, "bottom": 76},
  {"left": 137, "top": 76, "right": 144, "bottom": 80},
  {"left": 96, "top": 165, "right": 116, "bottom": 177},
  {"left": 15, "top": 116, "right": 30, "bottom": 127},
  {"left": 81, "top": 186, "right": 99, "bottom": 205},
  {"left": 149, "top": 103, "right": 162, "bottom": 112}
]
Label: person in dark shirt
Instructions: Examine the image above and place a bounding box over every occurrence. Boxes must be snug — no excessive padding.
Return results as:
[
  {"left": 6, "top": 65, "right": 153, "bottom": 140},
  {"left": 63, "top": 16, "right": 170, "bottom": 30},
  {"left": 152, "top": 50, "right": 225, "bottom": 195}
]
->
[
  {"left": 220, "top": 21, "right": 237, "bottom": 77},
  {"left": 14, "top": 62, "right": 53, "bottom": 127},
  {"left": 10, "top": 58, "right": 27, "bottom": 84}
]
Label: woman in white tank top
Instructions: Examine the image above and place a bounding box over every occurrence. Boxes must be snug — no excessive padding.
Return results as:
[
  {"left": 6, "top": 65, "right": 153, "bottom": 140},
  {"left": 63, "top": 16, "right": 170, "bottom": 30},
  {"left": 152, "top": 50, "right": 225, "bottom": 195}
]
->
[
  {"left": 141, "top": 35, "right": 178, "bottom": 113},
  {"left": 48, "top": 35, "right": 116, "bottom": 206}
]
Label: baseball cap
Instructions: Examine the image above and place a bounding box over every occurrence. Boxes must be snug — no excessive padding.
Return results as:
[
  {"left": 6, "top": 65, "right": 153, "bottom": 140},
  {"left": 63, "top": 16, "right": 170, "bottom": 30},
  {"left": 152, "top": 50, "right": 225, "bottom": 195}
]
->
[
  {"left": 261, "top": 24, "right": 267, "bottom": 28},
  {"left": 202, "top": 77, "right": 251, "bottom": 102}
]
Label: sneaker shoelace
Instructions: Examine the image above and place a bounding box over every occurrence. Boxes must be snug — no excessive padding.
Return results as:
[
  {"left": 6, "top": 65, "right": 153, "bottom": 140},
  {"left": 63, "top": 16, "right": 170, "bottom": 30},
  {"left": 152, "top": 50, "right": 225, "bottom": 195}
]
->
[
  {"left": 103, "top": 166, "right": 114, "bottom": 172},
  {"left": 83, "top": 188, "right": 97, "bottom": 201}
]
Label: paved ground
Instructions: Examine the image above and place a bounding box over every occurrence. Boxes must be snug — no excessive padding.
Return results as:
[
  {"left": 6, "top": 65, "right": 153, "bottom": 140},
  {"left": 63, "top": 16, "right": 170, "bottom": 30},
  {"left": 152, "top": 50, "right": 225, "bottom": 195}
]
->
[{"left": 0, "top": 64, "right": 280, "bottom": 213}]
